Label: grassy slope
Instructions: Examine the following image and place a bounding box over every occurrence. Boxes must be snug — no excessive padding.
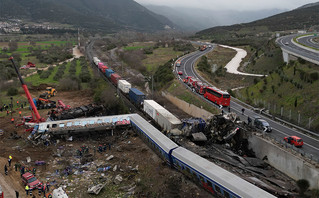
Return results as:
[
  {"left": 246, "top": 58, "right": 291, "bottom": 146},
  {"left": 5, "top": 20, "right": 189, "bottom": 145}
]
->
[
  {"left": 167, "top": 79, "right": 219, "bottom": 114},
  {"left": 237, "top": 58, "right": 319, "bottom": 130},
  {"left": 143, "top": 47, "right": 183, "bottom": 72}
]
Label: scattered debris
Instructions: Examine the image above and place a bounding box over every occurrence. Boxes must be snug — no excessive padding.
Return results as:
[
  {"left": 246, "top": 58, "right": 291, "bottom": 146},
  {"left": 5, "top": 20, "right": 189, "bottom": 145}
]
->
[
  {"left": 191, "top": 132, "right": 207, "bottom": 142},
  {"left": 87, "top": 183, "right": 106, "bottom": 195},
  {"left": 106, "top": 155, "right": 114, "bottom": 161},
  {"left": 52, "top": 187, "right": 68, "bottom": 198},
  {"left": 114, "top": 174, "right": 123, "bottom": 185}
]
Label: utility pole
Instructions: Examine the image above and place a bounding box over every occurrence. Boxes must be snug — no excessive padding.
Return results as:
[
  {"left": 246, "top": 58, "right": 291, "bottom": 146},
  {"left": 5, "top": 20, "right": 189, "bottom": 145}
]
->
[
  {"left": 152, "top": 75, "right": 154, "bottom": 99},
  {"left": 78, "top": 28, "right": 80, "bottom": 47}
]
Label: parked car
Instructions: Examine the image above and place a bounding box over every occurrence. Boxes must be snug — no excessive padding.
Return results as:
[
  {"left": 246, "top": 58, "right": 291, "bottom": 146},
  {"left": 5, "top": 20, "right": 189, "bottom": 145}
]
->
[
  {"left": 21, "top": 172, "right": 41, "bottom": 190},
  {"left": 254, "top": 116, "right": 272, "bottom": 132},
  {"left": 178, "top": 71, "right": 183, "bottom": 75},
  {"left": 284, "top": 136, "right": 303, "bottom": 147}
]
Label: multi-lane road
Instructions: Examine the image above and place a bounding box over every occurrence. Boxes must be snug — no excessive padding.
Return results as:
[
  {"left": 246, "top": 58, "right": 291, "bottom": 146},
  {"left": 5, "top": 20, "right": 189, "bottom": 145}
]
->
[
  {"left": 175, "top": 46, "right": 319, "bottom": 160},
  {"left": 276, "top": 34, "right": 319, "bottom": 63},
  {"left": 298, "top": 35, "right": 319, "bottom": 49}
]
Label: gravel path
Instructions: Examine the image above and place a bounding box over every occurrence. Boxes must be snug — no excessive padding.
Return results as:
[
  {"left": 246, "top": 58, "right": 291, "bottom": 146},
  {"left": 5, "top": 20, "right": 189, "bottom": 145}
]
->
[{"left": 220, "top": 44, "right": 265, "bottom": 77}]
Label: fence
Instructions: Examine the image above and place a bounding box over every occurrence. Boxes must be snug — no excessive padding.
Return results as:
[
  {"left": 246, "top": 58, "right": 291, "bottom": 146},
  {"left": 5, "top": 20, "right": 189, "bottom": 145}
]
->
[{"left": 251, "top": 98, "right": 319, "bottom": 133}]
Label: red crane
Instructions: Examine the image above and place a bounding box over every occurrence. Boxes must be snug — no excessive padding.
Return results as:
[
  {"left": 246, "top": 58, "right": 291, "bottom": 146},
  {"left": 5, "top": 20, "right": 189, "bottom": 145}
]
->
[{"left": 9, "top": 57, "right": 45, "bottom": 123}]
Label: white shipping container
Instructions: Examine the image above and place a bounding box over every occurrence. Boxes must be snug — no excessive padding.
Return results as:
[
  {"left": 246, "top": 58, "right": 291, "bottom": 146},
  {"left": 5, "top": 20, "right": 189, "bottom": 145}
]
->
[
  {"left": 155, "top": 108, "right": 182, "bottom": 132},
  {"left": 118, "top": 80, "right": 131, "bottom": 93},
  {"left": 143, "top": 100, "right": 164, "bottom": 119},
  {"left": 93, "top": 57, "right": 100, "bottom": 65}
]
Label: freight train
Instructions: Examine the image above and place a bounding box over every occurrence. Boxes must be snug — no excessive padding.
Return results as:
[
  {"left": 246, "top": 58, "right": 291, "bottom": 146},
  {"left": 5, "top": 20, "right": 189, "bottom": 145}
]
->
[
  {"left": 92, "top": 57, "right": 181, "bottom": 132},
  {"left": 91, "top": 56, "right": 275, "bottom": 197}
]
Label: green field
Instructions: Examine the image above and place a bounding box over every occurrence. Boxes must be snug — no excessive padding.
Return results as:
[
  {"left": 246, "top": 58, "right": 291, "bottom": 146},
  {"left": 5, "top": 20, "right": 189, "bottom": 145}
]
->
[
  {"left": 25, "top": 59, "right": 93, "bottom": 87},
  {"left": 143, "top": 47, "right": 183, "bottom": 72}
]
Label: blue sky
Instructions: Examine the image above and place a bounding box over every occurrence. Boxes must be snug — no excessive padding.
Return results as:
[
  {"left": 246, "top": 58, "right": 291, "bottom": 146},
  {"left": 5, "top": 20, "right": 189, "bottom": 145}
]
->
[{"left": 135, "top": 0, "right": 317, "bottom": 11}]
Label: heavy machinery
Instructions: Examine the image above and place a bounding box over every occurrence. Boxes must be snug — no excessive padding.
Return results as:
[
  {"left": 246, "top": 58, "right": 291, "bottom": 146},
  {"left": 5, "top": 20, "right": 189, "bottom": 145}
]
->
[
  {"left": 9, "top": 57, "right": 45, "bottom": 123},
  {"left": 37, "top": 98, "right": 57, "bottom": 110},
  {"left": 57, "top": 100, "right": 71, "bottom": 113},
  {"left": 39, "top": 87, "right": 57, "bottom": 99}
]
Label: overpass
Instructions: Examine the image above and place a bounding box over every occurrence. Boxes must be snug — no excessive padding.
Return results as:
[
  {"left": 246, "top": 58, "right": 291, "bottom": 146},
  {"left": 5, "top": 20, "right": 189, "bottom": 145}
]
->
[{"left": 276, "top": 33, "right": 319, "bottom": 65}]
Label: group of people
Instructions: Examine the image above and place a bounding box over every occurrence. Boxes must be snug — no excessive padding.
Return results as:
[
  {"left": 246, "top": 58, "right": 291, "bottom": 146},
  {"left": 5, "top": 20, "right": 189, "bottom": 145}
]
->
[
  {"left": 3, "top": 155, "right": 53, "bottom": 198},
  {"left": 25, "top": 182, "right": 51, "bottom": 197},
  {"left": 98, "top": 143, "right": 111, "bottom": 153}
]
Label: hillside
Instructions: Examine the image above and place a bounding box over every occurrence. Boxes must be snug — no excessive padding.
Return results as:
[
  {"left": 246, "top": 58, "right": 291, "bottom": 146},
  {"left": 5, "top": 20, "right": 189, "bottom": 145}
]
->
[
  {"left": 144, "top": 5, "right": 286, "bottom": 31},
  {"left": 0, "top": 0, "right": 176, "bottom": 32},
  {"left": 196, "top": 3, "right": 319, "bottom": 37}
]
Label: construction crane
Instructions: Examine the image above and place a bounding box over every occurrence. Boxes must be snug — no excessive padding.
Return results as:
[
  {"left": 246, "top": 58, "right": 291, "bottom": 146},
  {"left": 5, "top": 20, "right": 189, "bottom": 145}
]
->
[{"left": 9, "top": 57, "right": 45, "bottom": 123}]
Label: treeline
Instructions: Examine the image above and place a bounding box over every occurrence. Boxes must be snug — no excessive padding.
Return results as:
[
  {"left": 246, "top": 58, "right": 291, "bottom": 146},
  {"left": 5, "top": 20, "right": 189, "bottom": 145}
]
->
[
  {"left": 30, "top": 44, "right": 73, "bottom": 64},
  {"left": 153, "top": 59, "right": 175, "bottom": 90}
]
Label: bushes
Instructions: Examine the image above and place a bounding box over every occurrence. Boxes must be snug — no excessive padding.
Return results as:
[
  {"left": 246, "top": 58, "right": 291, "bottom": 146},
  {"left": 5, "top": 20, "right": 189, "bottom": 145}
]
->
[
  {"left": 154, "top": 59, "right": 175, "bottom": 90},
  {"left": 79, "top": 59, "right": 91, "bottom": 83},
  {"left": 53, "top": 64, "right": 66, "bottom": 81},
  {"left": 39, "top": 66, "right": 54, "bottom": 79},
  {"left": 7, "top": 87, "right": 18, "bottom": 96},
  {"left": 296, "top": 179, "right": 309, "bottom": 196},
  {"left": 197, "top": 56, "right": 211, "bottom": 74},
  {"left": 58, "top": 77, "right": 81, "bottom": 91}
]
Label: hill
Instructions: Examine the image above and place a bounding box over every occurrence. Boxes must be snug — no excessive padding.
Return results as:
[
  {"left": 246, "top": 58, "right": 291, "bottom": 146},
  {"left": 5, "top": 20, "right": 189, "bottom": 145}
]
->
[
  {"left": 196, "top": 3, "right": 319, "bottom": 38},
  {"left": 144, "top": 5, "right": 286, "bottom": 31},
  {"left": 0, "top": 0, "right": 176, "bottom": 33}
]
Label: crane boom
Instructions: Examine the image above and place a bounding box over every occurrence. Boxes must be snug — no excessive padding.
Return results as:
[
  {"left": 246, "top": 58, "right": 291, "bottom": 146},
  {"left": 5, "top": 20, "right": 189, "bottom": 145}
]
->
[{"left": 9, "top": 57, "right": 43, "bottom": 122}]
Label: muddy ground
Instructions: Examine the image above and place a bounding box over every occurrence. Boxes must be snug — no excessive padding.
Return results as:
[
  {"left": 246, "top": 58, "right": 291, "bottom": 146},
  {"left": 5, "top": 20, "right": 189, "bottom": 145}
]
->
[{"left": 0, "top": 89, "right": 211, "bottom": 198}]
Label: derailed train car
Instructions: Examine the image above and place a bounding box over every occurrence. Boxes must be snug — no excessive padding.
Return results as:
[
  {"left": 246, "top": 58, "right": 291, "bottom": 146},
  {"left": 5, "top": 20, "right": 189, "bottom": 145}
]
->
[{"left": 129, "top": 114, "right": 276, "bottom": 198}]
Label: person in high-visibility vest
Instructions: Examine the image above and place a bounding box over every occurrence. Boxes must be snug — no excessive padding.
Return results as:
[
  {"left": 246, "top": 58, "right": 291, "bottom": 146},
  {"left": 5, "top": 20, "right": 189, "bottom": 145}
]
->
[
  {"left": 16, "top": 100, "right": 19, "bottom": 107},
  {"left": 11, "top": 117, "right": 14, "bottom": 124},
  {"left": 8, "top": 155, "right": 12, "bottom": 167},
  {"left": 19, "top": 111, "right": 22, "bottom": 117},
  {"left": 25, "top": 185, "right": 29, "bottom": 196}
]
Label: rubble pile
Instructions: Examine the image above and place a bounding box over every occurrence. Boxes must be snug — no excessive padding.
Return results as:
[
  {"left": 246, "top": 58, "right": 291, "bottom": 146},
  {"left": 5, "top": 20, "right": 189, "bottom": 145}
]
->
[
  {"left": 176, "top": 113, "right": 298, "bottom": 197},
  {"left": 52, "top": 104, "right": 104, "bottom": 120}
]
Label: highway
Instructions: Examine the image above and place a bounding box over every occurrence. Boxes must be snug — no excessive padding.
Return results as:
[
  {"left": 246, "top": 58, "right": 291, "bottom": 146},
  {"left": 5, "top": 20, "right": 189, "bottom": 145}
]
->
[
  {"left": 276, "top": 34, "right": 319, "bottom": 63},
  {"left": 298, "top": 35, "right": 319, "bottom": 49},
  {"left": 175, "top": 46, "right": 319, "bottom": 160}
]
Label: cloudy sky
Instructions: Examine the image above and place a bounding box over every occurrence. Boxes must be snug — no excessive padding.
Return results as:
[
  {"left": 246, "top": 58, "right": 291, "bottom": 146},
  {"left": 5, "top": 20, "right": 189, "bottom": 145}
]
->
[{"left": 135, "top": 0, "right": 317, "bottom": 11}]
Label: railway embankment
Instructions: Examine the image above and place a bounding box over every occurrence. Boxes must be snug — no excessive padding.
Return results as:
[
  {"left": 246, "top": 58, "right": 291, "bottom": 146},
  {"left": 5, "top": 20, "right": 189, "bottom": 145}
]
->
[{"left": 248, "top": 134, "right": 319, "bottom": 189}]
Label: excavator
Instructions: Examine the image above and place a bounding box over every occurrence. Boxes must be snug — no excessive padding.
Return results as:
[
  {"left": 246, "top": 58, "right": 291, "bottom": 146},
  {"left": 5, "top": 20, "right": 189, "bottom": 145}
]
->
[
  {"left": 9, "top": 57, "right": 45, "bottom": 124},
  {"left": 39, "top": 87, "right": 57, "bottom": 99}
]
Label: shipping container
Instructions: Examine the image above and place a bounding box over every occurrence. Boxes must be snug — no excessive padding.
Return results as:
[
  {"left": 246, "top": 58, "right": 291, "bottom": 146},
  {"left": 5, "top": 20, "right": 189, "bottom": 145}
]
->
[
  {"left": 93, "top": 57, "right": 100, "bottom": 66},
  {"left": 100, "top": 66, "right": 108, "bottom": 73},
  {"left": 129, "top": 88, "right": 145, "bottom": 106},
  {"left": 98, "top": 62, "right": 104, "bottom": 68},
  {"left": 118, "top": 80, "right": 131, "bottom": 94},
  {"left": 143, "top": 100, "right": 164, "bottom": 119},
  {"left": 105, "top": 69, "right": 115, "bottom": 78},
  {"left": 110, "top": 73, "right": 121, "bottom": 85},
  {"left": 155, "top": 108, "right": 182, "bottom": 132}
]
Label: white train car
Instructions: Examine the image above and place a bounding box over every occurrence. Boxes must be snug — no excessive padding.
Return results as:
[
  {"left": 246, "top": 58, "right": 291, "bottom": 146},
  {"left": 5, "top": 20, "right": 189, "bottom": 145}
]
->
[
  {"left": 118, "top": 80, "right": 131, "bottom": 94},
  {"left": 143, "top": 100, "right": 164, "bottom": 119},
  {"left": 155, "top": 108, "right": 182, "bottom": 132},
  {"left": 93, "top": 57, "right": 100, "bottom": 66},
  {"left": 143, "top": 100, "right": 182, "bottom": 132}
]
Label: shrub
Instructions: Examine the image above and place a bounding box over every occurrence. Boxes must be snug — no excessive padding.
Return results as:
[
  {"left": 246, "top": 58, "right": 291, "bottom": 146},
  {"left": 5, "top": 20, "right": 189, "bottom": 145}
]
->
[
  {"left": 7, "top": 87, "right": 18, "bottom": 96},
  {"left": 310, "top": 72, "right": 319, "bottom": 81},
  {"left": 296, "top": 179, "right": 309, "bottom": 196},
  {"left": 58, "top": 77, "right": 81, "bottom": 91}
]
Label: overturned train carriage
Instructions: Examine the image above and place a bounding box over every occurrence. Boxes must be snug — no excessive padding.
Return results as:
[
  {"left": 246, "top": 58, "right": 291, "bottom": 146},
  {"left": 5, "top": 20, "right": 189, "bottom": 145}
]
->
[{"left": 34, "top": 114, "right": 133, "bottom": 136}]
